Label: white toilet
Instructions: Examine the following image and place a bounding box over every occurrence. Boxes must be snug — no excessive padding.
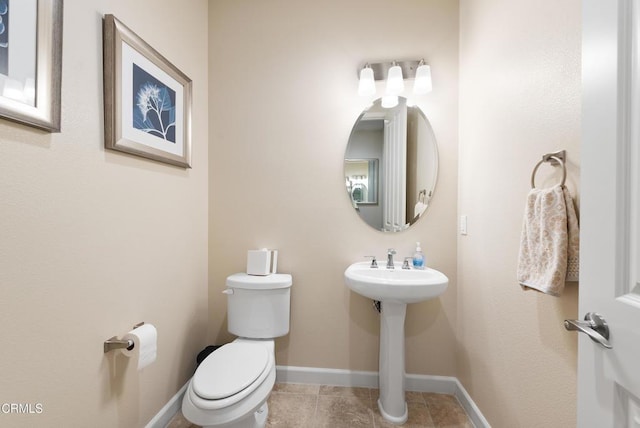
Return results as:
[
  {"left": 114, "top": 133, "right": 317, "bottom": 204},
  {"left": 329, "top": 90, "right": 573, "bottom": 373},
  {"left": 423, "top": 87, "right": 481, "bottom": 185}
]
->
[{"left": 182, "top": 272, "right": 292, "bottom": 428}]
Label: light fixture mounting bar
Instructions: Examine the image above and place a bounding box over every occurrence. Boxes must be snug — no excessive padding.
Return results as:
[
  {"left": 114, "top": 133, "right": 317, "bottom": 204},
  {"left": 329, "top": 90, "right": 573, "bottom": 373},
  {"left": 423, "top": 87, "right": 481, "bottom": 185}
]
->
[{"left": 358, "top": 60, "right": 423, "bottom": 81}]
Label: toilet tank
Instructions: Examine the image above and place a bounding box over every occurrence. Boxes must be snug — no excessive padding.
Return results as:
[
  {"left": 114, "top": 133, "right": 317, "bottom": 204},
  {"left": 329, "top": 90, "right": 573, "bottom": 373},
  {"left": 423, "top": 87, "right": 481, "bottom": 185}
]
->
[{"left": 225, "top": 273, "right": 292, "bottom": 339}]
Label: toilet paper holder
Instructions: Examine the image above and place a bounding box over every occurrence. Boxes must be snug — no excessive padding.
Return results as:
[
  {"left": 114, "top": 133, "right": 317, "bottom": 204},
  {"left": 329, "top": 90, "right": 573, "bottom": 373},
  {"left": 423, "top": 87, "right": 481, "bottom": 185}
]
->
[{"left": 103, "top": 322, "right": 145, "bottom": 353}]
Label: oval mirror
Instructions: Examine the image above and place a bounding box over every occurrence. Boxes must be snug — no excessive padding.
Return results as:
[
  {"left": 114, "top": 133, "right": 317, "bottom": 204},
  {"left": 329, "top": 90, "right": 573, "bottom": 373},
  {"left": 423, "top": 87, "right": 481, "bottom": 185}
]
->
[{"left": 344, "top": 97, "right": 438, "bottom": 232}]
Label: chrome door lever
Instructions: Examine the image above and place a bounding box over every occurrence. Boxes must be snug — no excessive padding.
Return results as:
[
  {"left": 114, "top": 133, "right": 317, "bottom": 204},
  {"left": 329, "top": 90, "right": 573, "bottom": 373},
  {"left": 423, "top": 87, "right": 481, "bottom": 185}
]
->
[{"left": 564, "top": 312, "right": 612, "bottom": 349}]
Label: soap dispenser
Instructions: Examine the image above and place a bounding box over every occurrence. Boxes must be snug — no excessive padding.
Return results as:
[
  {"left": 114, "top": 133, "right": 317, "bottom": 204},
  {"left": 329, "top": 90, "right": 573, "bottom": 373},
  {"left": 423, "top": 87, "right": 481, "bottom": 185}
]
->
[{"left": 413, "top": 242, "right": 425, "bottom": 269}]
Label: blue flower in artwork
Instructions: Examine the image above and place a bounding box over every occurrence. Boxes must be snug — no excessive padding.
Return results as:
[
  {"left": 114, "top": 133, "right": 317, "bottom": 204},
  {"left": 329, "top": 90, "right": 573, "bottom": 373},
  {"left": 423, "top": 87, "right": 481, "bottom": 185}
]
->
[
  {"left": 0, "top": 1, "right": 7, "bottom": 16},
  {"left": 132, "top": 64, "right": 176, "bottom": 143}
]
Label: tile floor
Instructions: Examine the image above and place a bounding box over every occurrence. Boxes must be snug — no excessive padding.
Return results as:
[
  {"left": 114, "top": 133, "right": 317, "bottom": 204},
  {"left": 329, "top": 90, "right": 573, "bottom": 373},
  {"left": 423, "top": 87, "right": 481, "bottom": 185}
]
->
[{"left": 168, "top": 383, "right": 473, "bottom": 428}]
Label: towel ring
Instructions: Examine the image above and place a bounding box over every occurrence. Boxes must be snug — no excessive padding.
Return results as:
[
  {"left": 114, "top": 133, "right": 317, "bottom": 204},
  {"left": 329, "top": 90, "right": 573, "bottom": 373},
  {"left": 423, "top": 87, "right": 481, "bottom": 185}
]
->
[{"left": 531, "top": 154, "right": 566, "bottom": 189}]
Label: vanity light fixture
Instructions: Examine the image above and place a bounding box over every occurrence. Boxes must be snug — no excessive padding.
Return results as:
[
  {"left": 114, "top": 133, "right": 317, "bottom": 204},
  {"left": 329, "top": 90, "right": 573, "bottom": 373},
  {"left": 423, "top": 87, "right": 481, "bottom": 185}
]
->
[
  {"left": 381, "top": 95, "right": 399, "bottom": 108},
  {"left": 357, "top": 59, "right": 433, "bottom": 100},
  {"left": 358, "top": 64, "right": 376, "bottom": 96},
  {"left": 385, "top": 61, "right": 404, "bottom": 95},
  {"left": 413, "top": 60, "right": 432, "bottom": 94}
]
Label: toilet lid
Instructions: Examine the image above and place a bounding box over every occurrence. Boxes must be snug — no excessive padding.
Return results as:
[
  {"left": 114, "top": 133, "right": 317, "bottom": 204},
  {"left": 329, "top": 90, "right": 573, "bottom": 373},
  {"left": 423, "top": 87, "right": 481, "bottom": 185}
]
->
[{"left": 192, "top": 342, "right": 269, "bottom": 400}]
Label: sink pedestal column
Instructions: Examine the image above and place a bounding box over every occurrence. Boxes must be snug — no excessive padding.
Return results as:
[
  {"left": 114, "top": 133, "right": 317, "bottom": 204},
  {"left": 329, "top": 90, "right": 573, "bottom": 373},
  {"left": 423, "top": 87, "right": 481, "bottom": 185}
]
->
[{"left": 378, "top": 301, "right": 408, "bottom": 424}]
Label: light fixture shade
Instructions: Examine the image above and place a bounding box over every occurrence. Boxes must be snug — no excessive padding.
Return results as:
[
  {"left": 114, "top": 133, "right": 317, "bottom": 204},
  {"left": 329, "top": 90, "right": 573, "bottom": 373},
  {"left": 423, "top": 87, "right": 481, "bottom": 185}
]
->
[
  {"left": 358, "top": 67, "right": 376, "bottom": 96},
  {"left": 385, "top": 64, "right": 404, "bottom": 95},
  {"left": 413, "top": 64, "right": 432, "bottom": 94},
  {"left": 381, "top": 95, "right": 398, "bottom": 109}
]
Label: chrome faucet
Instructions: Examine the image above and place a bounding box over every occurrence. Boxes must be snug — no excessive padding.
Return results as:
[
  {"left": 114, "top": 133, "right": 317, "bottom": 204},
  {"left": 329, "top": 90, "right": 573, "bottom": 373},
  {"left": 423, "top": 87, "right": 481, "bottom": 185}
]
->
[
  {"left": 386, "top": 248, "right": 396, "bottom": 269},
  {"left": 402, "top": 257, "right": 412, "bottom": 270},
  {"left": 365, "top": 255, "right": 378, "bottom": 268}
]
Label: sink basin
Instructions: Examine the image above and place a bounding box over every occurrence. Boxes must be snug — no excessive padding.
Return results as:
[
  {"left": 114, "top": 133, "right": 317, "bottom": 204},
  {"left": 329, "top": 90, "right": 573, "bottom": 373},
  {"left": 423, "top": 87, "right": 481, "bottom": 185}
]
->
[{"left": 344, "top": 261, "right": 448, "bottom": 303}]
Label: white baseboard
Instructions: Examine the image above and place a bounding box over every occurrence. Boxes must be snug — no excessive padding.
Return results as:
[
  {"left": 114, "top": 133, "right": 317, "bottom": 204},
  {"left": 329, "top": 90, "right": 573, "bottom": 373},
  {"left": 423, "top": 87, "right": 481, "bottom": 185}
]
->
[
  {"left": 275, "top": 365, "right": 380, "bottom": 388},
  {"left": 145, "top": 380, "right": 189, "bottom": 428},
  {"left": 148, "top": 367, "right": 490, "bottom": 428},
  {"left": 452, "top": 377, "right": 492, "bottom": 428},
  {"left": 276, "top": 365, "right": 491, "bottom": 428}
]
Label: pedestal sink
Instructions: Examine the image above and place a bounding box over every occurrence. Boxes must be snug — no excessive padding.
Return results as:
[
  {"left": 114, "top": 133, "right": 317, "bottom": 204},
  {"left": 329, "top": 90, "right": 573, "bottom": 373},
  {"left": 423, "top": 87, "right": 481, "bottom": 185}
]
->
[{"left": 344, "top": 261, "right": 449, "bottom": 425}]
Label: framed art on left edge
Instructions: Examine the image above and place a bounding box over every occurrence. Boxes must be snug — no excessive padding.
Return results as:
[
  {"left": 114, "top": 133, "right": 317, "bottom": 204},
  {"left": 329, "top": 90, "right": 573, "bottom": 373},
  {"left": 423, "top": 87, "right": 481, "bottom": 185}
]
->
[
  {"left": 103, "top": 14, "right": 192, "bottom": 168},
  {"left": 0, "top": 0, "right": 63, "bottom": 132}
]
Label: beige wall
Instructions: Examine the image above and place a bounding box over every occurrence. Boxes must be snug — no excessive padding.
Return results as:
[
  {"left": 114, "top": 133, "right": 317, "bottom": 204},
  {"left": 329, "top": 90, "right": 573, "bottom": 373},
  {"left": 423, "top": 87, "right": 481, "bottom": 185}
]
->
[
  {"left": 0, "top": 0, "right": 209, "bottom": 426},
  {"left": 458, "top": 0, "right": 581, "bottom": 427},
  {"left": 208, "top": 0, "right": 459, "bottom": 376}
]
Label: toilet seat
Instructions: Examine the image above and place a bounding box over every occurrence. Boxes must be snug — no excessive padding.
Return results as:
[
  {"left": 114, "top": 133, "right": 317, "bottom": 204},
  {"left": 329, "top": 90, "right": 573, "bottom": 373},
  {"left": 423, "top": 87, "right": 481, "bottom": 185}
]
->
[
  {"left": 194, "top": 342, "right": 269, "bottom": 399},
  {"left": 188, "top": 341, "right": 274, "bottom": 411}
]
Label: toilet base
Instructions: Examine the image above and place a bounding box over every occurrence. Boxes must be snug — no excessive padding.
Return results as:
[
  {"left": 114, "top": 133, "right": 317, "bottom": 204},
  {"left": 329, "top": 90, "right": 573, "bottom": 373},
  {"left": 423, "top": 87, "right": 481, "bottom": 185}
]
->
[{"left": 202, "top": 402, "right": 268, "bottom": 428}]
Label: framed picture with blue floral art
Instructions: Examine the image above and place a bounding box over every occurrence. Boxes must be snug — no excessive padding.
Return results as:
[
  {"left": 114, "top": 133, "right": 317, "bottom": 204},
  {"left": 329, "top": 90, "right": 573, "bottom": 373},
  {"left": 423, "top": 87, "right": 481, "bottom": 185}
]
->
[
  {"left": 103, "top": 14, "right": 192, "bottom": 168},
  {"left": 0, "top": 0, "right": 63, "bottom": 132}
]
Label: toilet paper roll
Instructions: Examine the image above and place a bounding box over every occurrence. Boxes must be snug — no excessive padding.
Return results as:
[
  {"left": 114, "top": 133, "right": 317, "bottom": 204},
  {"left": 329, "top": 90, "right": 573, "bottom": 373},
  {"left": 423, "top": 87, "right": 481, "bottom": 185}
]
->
[{"left": 120, "top": 323, "right": 157, "bottom": 370}]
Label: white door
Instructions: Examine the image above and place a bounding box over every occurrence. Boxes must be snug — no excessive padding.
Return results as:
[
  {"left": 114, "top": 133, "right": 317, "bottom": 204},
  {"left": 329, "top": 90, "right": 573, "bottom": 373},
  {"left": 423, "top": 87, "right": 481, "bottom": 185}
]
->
[
  {"left": 382, "top": 102, "right": 407, "bottom": 231},
  {"left": 578, "top": 0, "right": 640, "bottom": 426}
]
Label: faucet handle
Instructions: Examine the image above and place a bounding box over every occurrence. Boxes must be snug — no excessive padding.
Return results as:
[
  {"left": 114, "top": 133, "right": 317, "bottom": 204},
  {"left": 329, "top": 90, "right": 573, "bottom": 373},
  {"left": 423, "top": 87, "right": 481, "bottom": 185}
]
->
[
  {"left": 402, "top": 257, "right": 412, "bottom": 270},
  {"left": 387, "top": 248, "right": 396, "bottom": 255},
  {"left": 364, "top": 255, "right": 378, "bottom": 268}
]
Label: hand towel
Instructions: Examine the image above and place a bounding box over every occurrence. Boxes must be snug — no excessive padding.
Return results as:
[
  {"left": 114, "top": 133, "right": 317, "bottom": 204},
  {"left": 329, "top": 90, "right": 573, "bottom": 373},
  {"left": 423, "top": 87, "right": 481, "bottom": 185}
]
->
[
  {"left": 564, "top": 188, "right": 580, "bottom": 282},
  {"left": 517, "top": 184, "right": 580, "bottom": 296},
  {"left": 414, "top": 201, "right": 427, "bottom": 218}
]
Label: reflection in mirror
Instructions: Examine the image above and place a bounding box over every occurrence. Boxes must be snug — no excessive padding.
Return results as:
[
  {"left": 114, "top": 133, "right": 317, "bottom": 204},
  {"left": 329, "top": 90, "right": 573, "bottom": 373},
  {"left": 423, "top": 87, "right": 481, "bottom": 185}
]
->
[
  {"left": 345, "top": 158, "right": 378, "bottom": 204},
  {"left": 344, "top": 97, "right": 438, "bottom": 232}
]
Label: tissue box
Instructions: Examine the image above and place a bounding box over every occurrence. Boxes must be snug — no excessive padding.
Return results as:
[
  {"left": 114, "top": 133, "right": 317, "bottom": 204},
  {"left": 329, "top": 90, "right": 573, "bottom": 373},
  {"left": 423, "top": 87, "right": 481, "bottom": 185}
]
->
[{"left": 247, "top": 249, "right": 278, "bottom": 276}]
